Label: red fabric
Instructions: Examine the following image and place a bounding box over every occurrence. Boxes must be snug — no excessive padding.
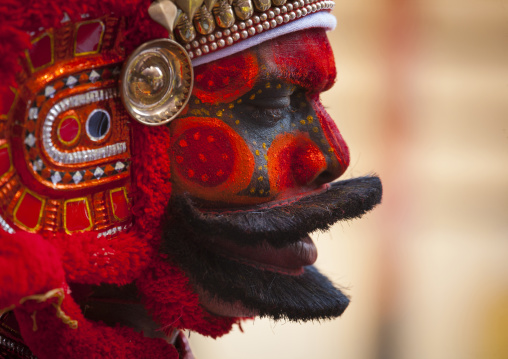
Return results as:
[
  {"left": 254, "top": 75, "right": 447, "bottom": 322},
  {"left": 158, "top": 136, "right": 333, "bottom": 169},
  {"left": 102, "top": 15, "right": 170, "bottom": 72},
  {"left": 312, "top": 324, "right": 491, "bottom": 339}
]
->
[{"left": 14, "top": 294, "right": 178, "bottom": 359}]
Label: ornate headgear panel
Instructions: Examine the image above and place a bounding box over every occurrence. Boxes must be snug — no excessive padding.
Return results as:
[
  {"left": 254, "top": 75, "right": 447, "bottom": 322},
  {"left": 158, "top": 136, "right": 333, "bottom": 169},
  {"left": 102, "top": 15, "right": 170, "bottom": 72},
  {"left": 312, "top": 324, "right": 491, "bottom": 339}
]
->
[{"left": 0, "top": 16, "right": 132, "bottom": 238}]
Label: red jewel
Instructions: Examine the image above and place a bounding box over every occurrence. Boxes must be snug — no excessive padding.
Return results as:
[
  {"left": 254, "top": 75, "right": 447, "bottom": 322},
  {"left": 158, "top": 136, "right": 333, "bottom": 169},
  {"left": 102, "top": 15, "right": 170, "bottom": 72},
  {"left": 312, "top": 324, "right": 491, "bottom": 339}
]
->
[
  {"left": 28, "top": 34, "right": 53, "bottom": 71},
  {"left": 65, "top": 199, "right": 92, "bottom": 232},
  {"left": 0, "top": 88, "right": 16, "bottom": 115},
  {"left": 75, "top": 21, "right": 104, "bottom": 55},
  {"left": 0, "top": 146, "right": 11, "bottom": 177},
  {"left": 58, "top": 117, "right": 80, "bottom": 145},
  {"left": 110, "top": 189, "right": 130, "bottom": 221},
  {"left": 14, "top": 192, "right": 44, "bottom": 230}
]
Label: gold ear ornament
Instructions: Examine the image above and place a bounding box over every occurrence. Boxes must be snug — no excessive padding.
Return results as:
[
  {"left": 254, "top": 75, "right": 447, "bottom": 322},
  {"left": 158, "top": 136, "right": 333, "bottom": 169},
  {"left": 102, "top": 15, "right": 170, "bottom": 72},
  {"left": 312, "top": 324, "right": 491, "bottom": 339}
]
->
[{"left": 120, "top": 0, "right": 194, "bottom": 126}]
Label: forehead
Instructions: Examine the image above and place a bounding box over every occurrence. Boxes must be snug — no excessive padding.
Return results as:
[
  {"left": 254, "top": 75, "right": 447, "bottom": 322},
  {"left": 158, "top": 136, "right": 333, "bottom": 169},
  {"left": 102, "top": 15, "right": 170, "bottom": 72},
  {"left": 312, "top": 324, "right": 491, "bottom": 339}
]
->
[
  {"left": 259, "top": 28, "right": 336, "bottom": 91},
  {"left": 192, "top": 28, "right": 336, "bottom": 101}
]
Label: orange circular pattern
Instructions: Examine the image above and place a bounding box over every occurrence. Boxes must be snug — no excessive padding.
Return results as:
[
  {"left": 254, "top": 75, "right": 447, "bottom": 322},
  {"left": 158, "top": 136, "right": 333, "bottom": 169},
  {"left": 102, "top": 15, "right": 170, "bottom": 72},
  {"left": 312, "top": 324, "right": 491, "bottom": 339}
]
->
[
  {"left": 170, "top": 117, "right": 255, "bottom": 204},
  {"left": 267, "top": 132, "right": 327, "bottom": 194}
]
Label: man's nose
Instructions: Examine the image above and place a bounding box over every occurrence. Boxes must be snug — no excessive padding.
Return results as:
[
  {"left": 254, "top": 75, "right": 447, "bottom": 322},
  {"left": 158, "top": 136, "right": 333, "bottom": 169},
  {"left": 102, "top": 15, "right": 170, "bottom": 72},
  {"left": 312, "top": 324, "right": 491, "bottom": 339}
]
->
[{"left": 267, "top": 128, "right": 349, "bottom": 193}]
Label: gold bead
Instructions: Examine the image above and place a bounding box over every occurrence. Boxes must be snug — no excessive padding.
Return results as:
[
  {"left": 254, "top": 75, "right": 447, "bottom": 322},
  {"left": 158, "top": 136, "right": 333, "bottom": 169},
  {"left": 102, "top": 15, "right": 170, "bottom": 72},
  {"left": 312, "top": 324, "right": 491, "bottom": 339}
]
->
[
  {"left": 175, "top": 13, "right": 197, "bottom": 43},
  {"left": 252, "top": 0, "right": 271, "bottom": 11},
  {"left": 194, "top": 5, "right": 216, "bottom": 34},
  {"left": 213, "top": 0, "right": 236, "bottom": 28},
  {"left": 272, "top": 0, "right": 287, "bottom": 5},
  {"left": 233, "top": 0, "right": 254, "bottom": 20}
]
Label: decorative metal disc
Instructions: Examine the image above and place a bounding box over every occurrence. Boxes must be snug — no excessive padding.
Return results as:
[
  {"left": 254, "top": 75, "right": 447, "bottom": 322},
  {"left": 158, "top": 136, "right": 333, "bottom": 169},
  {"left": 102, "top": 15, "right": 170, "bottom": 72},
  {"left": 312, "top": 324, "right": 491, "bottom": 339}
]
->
[{"left": 120, "top": 39, "right": 193, "bottom": 126}]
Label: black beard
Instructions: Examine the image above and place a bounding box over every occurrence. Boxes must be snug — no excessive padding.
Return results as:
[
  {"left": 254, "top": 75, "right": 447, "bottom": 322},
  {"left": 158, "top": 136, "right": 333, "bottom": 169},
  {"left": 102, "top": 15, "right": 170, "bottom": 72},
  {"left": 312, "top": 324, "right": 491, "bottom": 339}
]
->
[{"left": 162, "top": 176, "right": 382, "bottom": 321}]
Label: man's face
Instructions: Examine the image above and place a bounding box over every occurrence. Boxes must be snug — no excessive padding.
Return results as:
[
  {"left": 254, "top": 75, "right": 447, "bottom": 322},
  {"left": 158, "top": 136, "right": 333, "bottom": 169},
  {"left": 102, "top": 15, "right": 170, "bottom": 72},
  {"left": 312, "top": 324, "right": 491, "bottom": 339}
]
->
[
  {"left": 169, "top": 29, "right": 349, "bottom": 207},
  {"left": 163, "top": 29, "right": 381, "bottom": 321}
]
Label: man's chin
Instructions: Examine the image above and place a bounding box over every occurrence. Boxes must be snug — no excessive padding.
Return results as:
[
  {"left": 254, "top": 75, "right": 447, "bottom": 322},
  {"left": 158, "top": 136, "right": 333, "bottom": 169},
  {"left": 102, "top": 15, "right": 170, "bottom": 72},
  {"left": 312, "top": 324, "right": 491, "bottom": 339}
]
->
[
  {"left": 191, "top": 264, "right": 351, "bottom": 320},
  {"left": 162, "top": 228, "right": 351, "bottom": 321},
  {"left": 162, "top": 175, "right": 382, "bottom": 322},
  {"left": 195, "top": 286, "right": 260, "bottom": 318}
]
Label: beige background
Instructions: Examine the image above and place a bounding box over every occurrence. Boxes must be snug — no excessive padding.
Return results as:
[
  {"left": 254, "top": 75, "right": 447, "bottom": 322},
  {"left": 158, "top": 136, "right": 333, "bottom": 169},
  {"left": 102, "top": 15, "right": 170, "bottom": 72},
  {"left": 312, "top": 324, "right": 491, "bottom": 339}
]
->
[{"left": 188, "top": 0, "right": 508, "bottom": 357}]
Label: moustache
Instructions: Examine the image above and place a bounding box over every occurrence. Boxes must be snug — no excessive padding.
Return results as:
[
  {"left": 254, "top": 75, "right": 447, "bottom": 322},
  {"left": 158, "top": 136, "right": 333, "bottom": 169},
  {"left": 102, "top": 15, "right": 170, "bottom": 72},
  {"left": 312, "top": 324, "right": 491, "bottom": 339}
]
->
[{"left": 169, "top": 175, "right": 382, "bottom": 249}]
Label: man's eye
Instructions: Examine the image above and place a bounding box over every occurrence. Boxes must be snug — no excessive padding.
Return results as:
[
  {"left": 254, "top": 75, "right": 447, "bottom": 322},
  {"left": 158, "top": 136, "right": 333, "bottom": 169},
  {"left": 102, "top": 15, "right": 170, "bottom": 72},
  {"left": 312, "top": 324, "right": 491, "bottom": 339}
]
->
[
  {"left": 244, "top": 84, "right": 296, "bottom": 110},
  {"left": 248, "top": 96, "right": 291, "bottom": 109}
]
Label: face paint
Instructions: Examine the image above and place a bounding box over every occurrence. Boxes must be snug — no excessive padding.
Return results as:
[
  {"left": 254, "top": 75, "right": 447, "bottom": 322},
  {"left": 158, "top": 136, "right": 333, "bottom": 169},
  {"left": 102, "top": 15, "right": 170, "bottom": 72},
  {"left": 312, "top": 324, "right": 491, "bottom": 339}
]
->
[
  {"left": 169, "top": 28, "right": 350, "bottom": 207},
  {"left": 170, "top": 117, "right": 255, "bottom": 204},
  {"left": 193, "top": 52, "right": 259, "bottom": 105}
]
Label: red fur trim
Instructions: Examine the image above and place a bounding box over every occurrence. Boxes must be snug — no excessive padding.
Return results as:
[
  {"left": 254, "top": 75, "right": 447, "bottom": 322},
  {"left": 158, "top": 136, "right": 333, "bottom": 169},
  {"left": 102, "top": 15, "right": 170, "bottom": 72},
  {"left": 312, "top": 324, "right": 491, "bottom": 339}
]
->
[
  {"left": 42, "top": 123, "right": 173, "bottom": 286},
  {"left": 48, "top": 231, "right": 152, "bottom": 285},
  {"left": 130, "top": 123, "right": 172, "bottom": 248},
  {"left": 137, "top": 256, "right": 240, "bottom": 338},
  {"left": 0, "top": 232, "right": 65, "bottom": 311}
]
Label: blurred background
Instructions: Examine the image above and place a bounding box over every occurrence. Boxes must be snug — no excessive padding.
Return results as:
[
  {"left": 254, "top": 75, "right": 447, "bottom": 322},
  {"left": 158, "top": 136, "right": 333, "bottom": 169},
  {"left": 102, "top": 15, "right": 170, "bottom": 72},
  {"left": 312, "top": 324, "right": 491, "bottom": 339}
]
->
[{"left": 189, "top": 0, "right": 508, "bottom": 357}]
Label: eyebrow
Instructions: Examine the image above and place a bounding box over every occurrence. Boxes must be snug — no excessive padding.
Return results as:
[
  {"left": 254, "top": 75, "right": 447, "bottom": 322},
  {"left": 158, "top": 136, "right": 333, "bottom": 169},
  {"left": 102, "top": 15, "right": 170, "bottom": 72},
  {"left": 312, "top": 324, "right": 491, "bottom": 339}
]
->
[{"left": 264, "top": 30, "right": 337, "bottom": 93}]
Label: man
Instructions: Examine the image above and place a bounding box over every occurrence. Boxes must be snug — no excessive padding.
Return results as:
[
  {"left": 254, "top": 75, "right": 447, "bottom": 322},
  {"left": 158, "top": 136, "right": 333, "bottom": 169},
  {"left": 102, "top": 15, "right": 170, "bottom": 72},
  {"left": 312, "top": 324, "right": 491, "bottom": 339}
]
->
[{"left": 0, "top": 0, "right": 381, "bottom": 357}]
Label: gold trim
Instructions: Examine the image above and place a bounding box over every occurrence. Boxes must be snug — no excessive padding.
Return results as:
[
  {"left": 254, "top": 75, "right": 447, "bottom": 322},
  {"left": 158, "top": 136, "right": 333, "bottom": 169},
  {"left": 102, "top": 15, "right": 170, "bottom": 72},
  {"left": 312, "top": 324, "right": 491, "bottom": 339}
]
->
[
  {"left": 0, "top": 305, "right": 15, "bottom": 317},
  {"left": 109, "top": 187, "right": 130, "bottom": 221},
  {"left": 20, "top": 288, "right": 78, "bottom": 330},
  {"left": 25, "top": 32, "right": 54, "bottom": 73},
  {"left": 56, "top": 115, "right": 81, "bottom": 146},
  {"left": 0, "top": 143, "right": 13, "bottom": 181},
  {"left": 74, "top": 20, "right": 106, "bottom": 56},
  {"left": 12, "top": 189, "right": 46, "bottom": 233},
  {"left": 0, "top": 87, "right": 18, "bottom": 121},
  {"left": 63, "top": 197, "right": 93, "bottom": 234}
]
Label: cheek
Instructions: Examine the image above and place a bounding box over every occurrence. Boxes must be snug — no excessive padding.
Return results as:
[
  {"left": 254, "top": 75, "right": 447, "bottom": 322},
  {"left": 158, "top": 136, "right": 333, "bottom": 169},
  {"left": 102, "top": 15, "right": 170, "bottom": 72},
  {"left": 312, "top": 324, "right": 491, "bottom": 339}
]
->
[
  {"left": 173, "top": 127, "right": 235, "bottom": 187},
  {"left": 193, "top": 52, "right": 259, "bottom": 105},
  {"left": 170, "top": 117, "right": 255, "bottom": 202}
]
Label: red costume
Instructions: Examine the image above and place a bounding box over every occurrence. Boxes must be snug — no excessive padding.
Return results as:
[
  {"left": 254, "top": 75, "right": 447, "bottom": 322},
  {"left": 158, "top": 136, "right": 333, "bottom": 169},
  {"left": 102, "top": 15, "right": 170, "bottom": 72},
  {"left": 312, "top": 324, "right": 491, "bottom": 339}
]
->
[{"left": 0, "top": 0, "right": 382, "bottom": 357}]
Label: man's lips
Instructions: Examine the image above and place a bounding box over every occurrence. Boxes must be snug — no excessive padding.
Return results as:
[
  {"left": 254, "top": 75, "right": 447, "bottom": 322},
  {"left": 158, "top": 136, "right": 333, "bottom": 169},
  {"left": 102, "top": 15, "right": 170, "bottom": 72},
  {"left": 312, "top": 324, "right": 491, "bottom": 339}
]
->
[{"left": 210, "top": 235, "right": 318, "bottom": 275}]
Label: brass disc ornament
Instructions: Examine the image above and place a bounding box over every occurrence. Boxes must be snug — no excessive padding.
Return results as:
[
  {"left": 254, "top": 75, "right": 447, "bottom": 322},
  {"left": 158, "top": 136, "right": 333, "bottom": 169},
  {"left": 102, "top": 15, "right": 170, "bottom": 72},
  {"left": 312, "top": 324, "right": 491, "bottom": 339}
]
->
[{"left": 120, "top": 39, "right": 193, "bottom": 126}]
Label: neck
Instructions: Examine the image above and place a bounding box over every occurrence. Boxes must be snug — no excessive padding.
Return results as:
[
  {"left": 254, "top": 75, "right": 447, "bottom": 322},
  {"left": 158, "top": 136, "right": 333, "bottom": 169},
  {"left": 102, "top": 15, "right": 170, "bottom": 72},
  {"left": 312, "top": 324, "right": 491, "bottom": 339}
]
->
[{"left": 70, "top": 283, "right": 175, "bottom": 341}]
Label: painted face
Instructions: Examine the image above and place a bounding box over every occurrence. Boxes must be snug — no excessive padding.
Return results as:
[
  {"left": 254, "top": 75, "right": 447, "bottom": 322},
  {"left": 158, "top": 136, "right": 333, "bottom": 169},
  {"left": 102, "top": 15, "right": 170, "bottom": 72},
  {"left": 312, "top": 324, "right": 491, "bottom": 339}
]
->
[
  {"left": 169, "top": 29, "right": 350, "bottom": 207},
  {"left": 162, "top": 29, "right": 383, "bottom": 322}
]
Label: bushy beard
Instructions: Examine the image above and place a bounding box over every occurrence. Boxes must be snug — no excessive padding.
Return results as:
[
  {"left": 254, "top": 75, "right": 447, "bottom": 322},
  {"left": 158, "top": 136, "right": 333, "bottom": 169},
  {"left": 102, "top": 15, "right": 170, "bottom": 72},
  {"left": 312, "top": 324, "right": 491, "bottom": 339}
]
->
[{"left": 162, "top": 176, "right": 382, "bottom": 321}]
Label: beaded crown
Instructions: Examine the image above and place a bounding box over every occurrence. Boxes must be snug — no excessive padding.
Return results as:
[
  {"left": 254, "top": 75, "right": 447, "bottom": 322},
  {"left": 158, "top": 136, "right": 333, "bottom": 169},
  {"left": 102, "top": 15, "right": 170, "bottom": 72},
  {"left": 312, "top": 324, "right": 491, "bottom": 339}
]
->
[{"left": 154, "top": 0, "right": 335, "bottom": 62}]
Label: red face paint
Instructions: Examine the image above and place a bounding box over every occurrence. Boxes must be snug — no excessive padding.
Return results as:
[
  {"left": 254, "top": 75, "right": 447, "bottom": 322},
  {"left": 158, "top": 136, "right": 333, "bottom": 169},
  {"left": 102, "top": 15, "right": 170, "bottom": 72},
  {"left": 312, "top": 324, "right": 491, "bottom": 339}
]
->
[
  {"left": 267, "top": 132, "right": 327, "bottom": 194},
  {"left": 170, "top": 117, "right": 255, "bottom": 205},
  {"left": 171, "top": 29, "right": 349, "bottom": 207},
  {"left": 193, "top": 52, "right": 259, "bottom": 105},
  {"left": 311, "top": 96, "right": 350, "bottom": 175},
  {"left": 270, "top": 29, "right": 337, "bottom": 94}
]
